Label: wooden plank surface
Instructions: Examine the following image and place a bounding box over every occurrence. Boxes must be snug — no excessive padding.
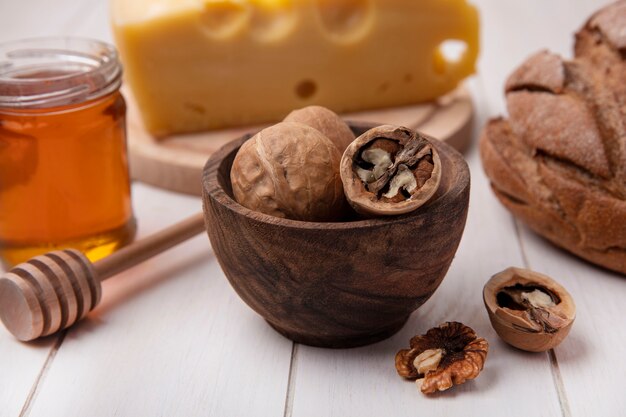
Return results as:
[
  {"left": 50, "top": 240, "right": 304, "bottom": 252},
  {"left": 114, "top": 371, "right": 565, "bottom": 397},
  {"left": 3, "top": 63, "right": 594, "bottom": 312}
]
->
[
  {"left": 1, "top": 1, "right": 624, "bottom": 417},
  {"left": 0, "top": 334, "right": 57, "bottom": 417},
  {"left": 520, "top": 228, "right": 626, "bottom": 417},
  {"left": 22, "top": 185, "right": 294, "bottom": 417}
]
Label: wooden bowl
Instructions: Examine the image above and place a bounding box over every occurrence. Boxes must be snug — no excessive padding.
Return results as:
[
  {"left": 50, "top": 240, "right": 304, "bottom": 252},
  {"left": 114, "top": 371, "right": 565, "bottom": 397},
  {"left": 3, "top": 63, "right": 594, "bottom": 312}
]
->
[{"left": 202, "top": 122, "right": 470, "bottom": 348}]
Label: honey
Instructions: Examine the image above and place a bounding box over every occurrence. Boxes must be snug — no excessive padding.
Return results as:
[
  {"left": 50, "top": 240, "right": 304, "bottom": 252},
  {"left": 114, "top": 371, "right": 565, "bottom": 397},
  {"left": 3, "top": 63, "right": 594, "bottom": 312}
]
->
[{"left": 0, "top": 38, "right": 136, "bottom": 268}]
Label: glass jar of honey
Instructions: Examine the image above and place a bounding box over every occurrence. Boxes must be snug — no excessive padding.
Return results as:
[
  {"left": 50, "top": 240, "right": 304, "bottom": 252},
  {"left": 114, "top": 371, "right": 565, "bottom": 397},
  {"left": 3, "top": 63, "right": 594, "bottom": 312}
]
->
[{"left": 0, "top": 38, "right": 136, "bottom": 268}]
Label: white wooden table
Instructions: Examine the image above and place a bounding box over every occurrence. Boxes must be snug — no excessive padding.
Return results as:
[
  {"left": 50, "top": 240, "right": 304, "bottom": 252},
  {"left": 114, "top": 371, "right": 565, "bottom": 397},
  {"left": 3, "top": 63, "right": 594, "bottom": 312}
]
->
[{"left": 1, "top": 1, "right": 624, "bottom": 416}]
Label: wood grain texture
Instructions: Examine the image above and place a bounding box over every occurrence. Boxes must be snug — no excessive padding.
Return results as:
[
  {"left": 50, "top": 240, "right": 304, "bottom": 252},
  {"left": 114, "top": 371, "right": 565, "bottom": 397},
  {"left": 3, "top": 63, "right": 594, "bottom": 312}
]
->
[
  {"left": 128, "top": 87, "right": 473, "bottom": 196},
  {"left": 0, "top": 250, "right": 100, "bottom": 341},
  {"left": 202, "top": 123, "right": 470, "bottom": 348}
]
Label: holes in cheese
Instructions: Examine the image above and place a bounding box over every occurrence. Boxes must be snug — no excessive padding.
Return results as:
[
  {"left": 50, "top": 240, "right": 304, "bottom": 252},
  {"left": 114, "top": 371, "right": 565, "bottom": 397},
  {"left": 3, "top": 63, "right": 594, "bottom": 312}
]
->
[
  {"left": 112, "top": 0, "right": 479, "bottom": 135},
  {"left": 315, "top": 0, "right": 373, "bottom": 41},
  {"left": 200, "top": 0, "right": 249, "bottom": 38},
  {"left": 433, "top": 40, "right": 469, "bottom": 75},
  {"left": 295, "top": 80, "right": 318, "bottom": 100},
  {"left": 250, "top": 1, "right": 297, "bottom": 41}
]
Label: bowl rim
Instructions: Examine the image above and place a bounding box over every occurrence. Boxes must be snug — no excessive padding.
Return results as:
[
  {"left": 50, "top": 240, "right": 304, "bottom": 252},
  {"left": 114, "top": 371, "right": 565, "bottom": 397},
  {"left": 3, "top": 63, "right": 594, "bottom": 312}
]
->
[{"left": 202, "top": 122, "right": 470, "bottom": 231}]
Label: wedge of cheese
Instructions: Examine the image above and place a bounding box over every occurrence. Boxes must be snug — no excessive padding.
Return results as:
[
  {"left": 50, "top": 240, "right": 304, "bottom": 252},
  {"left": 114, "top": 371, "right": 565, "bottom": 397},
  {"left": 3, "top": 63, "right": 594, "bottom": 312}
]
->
[{"left": 111, "top": 0, "right": 479, "bottom": 136}]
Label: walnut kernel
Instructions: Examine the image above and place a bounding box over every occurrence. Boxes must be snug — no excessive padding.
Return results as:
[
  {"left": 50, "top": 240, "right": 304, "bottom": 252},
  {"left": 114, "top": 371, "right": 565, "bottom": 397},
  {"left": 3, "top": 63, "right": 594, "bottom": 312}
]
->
[
  {"left": 395, "top": 322, "right": 489, "bottom": 395},
  {"left": 341, "top": 125, "right": 442, "bottom": 216}
]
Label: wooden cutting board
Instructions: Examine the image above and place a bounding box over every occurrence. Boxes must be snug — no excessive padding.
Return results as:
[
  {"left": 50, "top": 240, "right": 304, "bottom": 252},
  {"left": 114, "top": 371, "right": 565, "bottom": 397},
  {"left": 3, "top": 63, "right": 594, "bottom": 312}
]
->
[{"left": 126, "top": 86, "right": 473, "bottom": 196}]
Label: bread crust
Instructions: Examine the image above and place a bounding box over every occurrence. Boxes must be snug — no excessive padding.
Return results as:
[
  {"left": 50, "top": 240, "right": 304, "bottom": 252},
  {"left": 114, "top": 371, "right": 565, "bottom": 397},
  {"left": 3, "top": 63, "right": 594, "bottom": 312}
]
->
[{"left": 480, "top": 1, "right": 626, "bottom": 274}]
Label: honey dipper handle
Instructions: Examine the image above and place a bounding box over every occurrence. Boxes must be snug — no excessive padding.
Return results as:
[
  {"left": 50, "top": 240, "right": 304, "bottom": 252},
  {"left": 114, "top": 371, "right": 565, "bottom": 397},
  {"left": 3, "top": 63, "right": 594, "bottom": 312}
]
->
[{"left": 94, "top": 212, "right": 206, "bottom": 280}]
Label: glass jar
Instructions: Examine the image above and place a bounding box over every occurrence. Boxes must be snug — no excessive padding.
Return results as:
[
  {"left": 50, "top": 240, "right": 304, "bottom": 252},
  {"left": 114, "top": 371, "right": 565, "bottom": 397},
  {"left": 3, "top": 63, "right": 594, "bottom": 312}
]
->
[{"left": 0, "top": 38, "right": 136, "bottom": 268}]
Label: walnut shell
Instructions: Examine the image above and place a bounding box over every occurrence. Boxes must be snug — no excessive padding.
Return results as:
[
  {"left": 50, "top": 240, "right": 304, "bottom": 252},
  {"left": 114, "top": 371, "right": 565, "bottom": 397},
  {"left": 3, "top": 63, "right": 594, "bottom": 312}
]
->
[
  {"left": 284, "top": 106, "right": 355, "bottom": 153},
  {"left": 230, "top": 122, "right": 345, "bottom": 222},
  {"left": 479, "top": 1, "right": 626, "bottom": 275},
  {"left": 483, "top": 267, "right": 576, "bottom": 352},
  {"left": 340, "top": 125, "right": 441, "bottom": 216}
]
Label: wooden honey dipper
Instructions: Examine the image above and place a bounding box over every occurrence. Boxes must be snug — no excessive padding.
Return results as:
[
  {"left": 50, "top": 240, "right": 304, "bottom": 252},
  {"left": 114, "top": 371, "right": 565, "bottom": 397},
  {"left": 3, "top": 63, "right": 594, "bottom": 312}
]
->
[{"left": 0, "top": 212, "right": 206, "bottom": 342}]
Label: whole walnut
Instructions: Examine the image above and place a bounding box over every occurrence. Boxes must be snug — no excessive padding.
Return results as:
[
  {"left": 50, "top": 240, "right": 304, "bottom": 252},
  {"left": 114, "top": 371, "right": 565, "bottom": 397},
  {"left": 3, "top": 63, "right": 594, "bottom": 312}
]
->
[
  {"left": 284, "top": 106, "right": 355, "bottom": 153},
  {"left": 480, "top": 1, "right": 626, "bottom": 275},
  {"left": 230, "top": 122, "right": 345, "bottom": 222}
]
